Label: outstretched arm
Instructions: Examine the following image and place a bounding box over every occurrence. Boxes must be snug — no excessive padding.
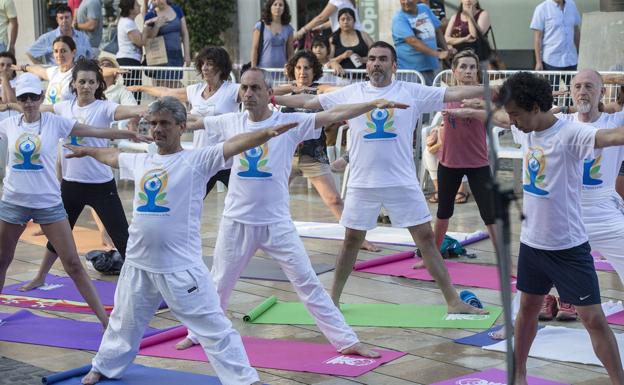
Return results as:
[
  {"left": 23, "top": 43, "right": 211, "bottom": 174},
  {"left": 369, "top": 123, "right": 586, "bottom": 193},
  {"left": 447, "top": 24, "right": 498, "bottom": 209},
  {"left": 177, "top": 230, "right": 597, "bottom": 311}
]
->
[
  {"left": 274, "top": 93, "right": 322, "bottom": 110},
  {"left": 315, "top": 99, "right": 409, "bottom": 128},
  {"left": 64, "top": 145, "right": 120, "bottom": 168},
  {"left": 595, "top": 127, "right": 624, "bottom": 149},
  {"left": 70, "top": 122, "right": 151, "bottom": 142},
  {"left": 223, "top": 123, "right": 297, "bottom": 159},
  {"left": 127, "top": 85, "right": 187, "bottom": 101},
  {"left": 444, "top": 107, "right": 511, "bottom": 128},
  {"left": 114, "top": 105, "right": 148, "bottom": 121},
  {"left": 444, "top": 86, "right": 496, "bottom": 103}
]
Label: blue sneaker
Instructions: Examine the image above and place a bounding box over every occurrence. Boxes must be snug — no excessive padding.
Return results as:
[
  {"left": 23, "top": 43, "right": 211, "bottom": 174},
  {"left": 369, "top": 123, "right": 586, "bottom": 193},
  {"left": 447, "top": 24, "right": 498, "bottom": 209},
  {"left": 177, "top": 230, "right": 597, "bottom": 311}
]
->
[{"left": 460, "top": 290, "right": 483, "bottom": 309}]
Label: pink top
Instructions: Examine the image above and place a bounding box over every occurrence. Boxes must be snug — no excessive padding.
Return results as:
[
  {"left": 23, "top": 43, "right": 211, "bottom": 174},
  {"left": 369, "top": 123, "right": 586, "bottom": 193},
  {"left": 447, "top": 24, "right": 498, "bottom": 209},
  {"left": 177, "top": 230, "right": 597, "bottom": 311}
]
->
[{"left": 440, "top": 101, "right": 489, "bottom": 168}]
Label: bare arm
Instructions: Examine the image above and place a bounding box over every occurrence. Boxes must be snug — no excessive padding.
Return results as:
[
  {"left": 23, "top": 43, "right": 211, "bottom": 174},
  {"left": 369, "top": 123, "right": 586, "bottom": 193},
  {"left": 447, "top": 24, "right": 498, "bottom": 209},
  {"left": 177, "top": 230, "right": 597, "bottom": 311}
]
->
[
  {"left": 435, "top": 26, "right": 450, "bottom": 51},
  {"left": 315, "top": 99, "right": 409, "bottom": 128},
  {"left": 603, "top": 74, "right": 624, "bottom": 84},
  {"left": 181, "top": 17, "right": 191, "bottom": 66},
  {"left": 15, "top": 64, "right": 49, "bottom": 80},
  {"left": 39, "top": 104, "right": 54, "bottom": 113},
  {"left": 127, "top": 85, "right": 188, "bottom": 101},
  {"left": 286, "top": 33, "right": 294, "bottom": 61},
  {"left": 295, "top": 3, "right": 337, "bottom": 39},
  {"left": 533, "top": 29, "right": 543, "bottom": 70},
  {"left": 477, "top": 11, "right": 491, "bottom": 35},
  {"left": 64, "top": 145, "right": 120, "bottom": 168},
  {"left": 142, "top": 16, "right": 161, "bottom": 39},
  {"left": 444, "top": 86, "right": 491, "bottom": 103},
  {"left": 127, "top": 30, "right": 145, "bottom": 48},
  {"left": 186, "top": 114, "right": 206, "bottom": 131},
  {"left": 223, "top": 123, "right": 297, "bottom": 159},
  {"left": 274, "top": 93, "right": 322, "bottom": 110},
  {"left": 444, "top": 15, "right": 473, "bottom": 45},
  {"left": 77, "top": 18, "right": 98, "bottom": 31},
  {"left": 7, "top": 17, "right": 17, "bottom": 54},
  {"left": 595, "top": 127, "right": 624, "bottom": 148},
  {"left": 250, "top": 28, "right": 261, "bottom": 67},
  {"left": 445, "top": 107, "right": 511, "bottom": 128},
  {"left": 114, "top": 105, "right": 148, "bottom": 121},
  {"left": 404, "top": 36, "right": 444, "bottom": 59},
  {"left": 70, "top": 122, "right": 150, "bottom": 141}
]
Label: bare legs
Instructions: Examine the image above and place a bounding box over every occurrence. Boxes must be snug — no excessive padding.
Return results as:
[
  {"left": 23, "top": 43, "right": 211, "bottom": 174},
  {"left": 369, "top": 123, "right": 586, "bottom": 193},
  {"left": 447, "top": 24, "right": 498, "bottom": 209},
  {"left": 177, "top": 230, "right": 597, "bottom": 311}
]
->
[
  {"left": 18, "top": 249, "right": 57, "bottom": 291},
  {"left": 0, "top": 220, "right": 27, "bottom": 291},
  {"left": 331, "top": 227, "right": 366, "bottom": 306}
]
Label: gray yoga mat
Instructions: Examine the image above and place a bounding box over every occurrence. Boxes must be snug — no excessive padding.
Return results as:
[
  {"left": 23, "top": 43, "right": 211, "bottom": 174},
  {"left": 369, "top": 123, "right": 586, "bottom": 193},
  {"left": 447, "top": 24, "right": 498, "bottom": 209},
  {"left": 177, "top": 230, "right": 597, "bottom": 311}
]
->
[{"left": 204, "top": 256, "right": 334, "bottom": 282}]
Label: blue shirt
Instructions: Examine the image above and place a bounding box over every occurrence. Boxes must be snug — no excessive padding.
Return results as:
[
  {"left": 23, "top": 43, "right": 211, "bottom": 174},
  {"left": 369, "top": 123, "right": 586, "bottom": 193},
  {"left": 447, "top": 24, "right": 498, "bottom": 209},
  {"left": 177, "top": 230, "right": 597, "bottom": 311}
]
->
[
  {"left": 27, "top": 28, "right": 93, "bottom": 65},
  {"left": 530, "top": 0, "right": 581, "bottom": 67},
  {"left": 392, "top": 5, "right": 441, "bottom": 72}
]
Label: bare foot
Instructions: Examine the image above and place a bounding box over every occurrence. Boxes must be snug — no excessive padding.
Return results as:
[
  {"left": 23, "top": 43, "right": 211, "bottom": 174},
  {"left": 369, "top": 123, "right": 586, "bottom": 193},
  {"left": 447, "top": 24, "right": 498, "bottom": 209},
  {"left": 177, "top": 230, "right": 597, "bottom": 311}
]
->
[
  {"left": 490, "top": 325, "right": 507, "bottom": 340},
  {"left": 412, "top": 260, "right": 425, "bottom": 269},
  {"left": 340, "top": 342, "right": 381, "bottom": 358},
  {"left": 81, "top": 370, "right": 102, "bottom": 385},
  {"left": 175, "top": 337, "right": 196, "bottom": 350},
  {"left": 360, "top": 240, "right": 380, "bottom": 252},
  {"left": 18, "top": 277, "right": 46, "bottom": 291},
  {"left": 448, "top": 299, "right": 489, "bottom": 315}
]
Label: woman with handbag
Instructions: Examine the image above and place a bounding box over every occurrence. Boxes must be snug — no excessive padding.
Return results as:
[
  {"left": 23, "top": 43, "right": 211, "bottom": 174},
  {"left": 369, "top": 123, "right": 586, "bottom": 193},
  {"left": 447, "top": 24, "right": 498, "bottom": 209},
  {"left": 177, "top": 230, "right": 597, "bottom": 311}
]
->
[
  {"left": 250, "top": 0, "right": 294, "bottom": 71},
  {"left": 143, "top": 0, "right": 191, "bottom": 88}
]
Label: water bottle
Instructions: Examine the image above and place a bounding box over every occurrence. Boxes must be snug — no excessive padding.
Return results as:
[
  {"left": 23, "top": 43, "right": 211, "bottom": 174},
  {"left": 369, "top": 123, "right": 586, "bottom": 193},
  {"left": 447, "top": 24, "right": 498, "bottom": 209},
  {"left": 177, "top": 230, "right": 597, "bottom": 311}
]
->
[{"left": 460, "top": 290, "right": 483, "bottom": 309}]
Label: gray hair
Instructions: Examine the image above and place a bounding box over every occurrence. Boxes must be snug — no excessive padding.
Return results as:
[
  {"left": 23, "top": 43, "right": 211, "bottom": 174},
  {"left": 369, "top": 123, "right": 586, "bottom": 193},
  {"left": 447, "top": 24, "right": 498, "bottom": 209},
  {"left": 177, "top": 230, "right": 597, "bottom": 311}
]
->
[
  {"left": 147, "top": 96, "right": 187, "bottom": 124},
  {"left": 242, "top": 67, "right": 273, "bottom": 89}
]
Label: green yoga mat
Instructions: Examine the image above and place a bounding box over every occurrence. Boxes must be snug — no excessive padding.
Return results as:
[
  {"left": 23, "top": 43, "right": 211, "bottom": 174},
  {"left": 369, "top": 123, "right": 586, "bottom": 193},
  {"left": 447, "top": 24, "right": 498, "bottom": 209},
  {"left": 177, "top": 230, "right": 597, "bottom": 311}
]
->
[{"left": 244, "top": 296, "right": 502, "bottom": 329}]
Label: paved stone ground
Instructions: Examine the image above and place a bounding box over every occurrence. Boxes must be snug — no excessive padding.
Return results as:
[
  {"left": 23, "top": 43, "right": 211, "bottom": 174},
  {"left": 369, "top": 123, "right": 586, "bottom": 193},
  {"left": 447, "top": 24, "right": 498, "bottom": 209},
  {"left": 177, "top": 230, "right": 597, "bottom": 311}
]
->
[{"left": 0, "top": 357, "right": 51, "bottom": 385}]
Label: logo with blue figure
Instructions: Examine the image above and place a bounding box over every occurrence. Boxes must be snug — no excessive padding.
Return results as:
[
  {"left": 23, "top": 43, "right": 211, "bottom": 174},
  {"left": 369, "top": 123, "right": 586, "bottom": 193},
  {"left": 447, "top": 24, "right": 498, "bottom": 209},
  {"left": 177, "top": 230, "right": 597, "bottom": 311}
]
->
[
  {"left": 13, "top": 133, "right": 43, "bottom": 170},
  {"left": 363, "top": 108, "right": 397, "bottom": 139},
  {"left": 523, "top": 147, "right": 548, "bottom": 196},
  {"left": 46, "top": 83, "right": 62, "bottom": 105},
  {"left": 583, "top": 155, "right": 603, "bottom": 186},
  {"left": 67, "top": 116, "right": 86, "bottom": 146},
  {"left": 237, "top": 143, "right": 272, "bottom": 178},
  {"left": 137, "top": 168, "right": 170, "bottom": 212}
]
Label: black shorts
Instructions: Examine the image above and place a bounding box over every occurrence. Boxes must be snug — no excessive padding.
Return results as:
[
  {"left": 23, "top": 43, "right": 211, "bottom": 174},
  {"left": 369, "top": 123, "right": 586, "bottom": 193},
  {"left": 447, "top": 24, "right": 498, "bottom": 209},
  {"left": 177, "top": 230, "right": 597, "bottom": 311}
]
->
[{"left": 516, "top": 242, "right": 600, "bottom": 306}]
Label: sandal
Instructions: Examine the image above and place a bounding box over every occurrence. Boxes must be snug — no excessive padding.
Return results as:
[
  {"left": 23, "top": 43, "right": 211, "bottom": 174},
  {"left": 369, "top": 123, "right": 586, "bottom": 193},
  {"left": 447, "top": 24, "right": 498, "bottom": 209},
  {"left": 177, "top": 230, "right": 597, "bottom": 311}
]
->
[
  {"left": 455, "top": 191, "right": 470, "bottom": 204},
  {"left": 428, "top": 193, "right": 439, "bottom": 203}
]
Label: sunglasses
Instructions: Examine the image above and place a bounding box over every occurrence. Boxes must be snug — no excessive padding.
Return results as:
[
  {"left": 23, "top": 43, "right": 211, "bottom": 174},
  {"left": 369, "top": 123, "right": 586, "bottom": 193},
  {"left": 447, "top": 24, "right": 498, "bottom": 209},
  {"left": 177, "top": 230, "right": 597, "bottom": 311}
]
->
[{"left": 17, "top": 93, "right": 42, "bottom": 102}]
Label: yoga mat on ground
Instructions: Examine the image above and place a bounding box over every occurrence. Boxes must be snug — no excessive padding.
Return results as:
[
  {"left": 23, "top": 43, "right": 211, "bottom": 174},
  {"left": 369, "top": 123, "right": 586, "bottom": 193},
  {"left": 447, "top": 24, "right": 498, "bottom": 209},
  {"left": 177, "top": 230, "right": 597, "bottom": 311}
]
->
[
  {"left": 1, "top": 274, "right": 167, "bottom": 314},
  {"left": 19, "top": 222, "right": 103, "bottom": 255},
  {"left": 430, "top": 368, "right": 569, "bottom": 385},
  {"left": 591, "top": 250, "right": 616, "bottom": 272},
  {"left": 42, "top": 364, "right": 224, "bottom": 385},
  {"left": 294, "top": 221, "right": 488, "bottom": 247},
  {"left": 353, "top": 251, "right": 517, "bottom": 292},
  {"left": 203, "top": 256, "right": 334, "bottom": 282},
  {"left": 484, "top": 325, "right": 624, "bottom": 367},
  {"left": 138, "top": 326, "right": 405, "bottom": 377},
  {"left": 243, "top": 296, "right": 502, "bottom": 328},
  {"left": 454, "top": 325, "right": 545, "bottom": 348},
  {"left": 0, "top": 310, "right": 162, "bottom": 351}
]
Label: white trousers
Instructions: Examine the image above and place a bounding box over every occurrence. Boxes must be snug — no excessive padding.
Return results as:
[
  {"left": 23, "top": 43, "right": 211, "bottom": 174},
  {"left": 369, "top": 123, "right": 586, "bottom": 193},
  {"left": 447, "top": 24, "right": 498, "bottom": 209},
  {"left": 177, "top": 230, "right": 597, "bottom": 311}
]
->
[
  {"left": 583, "top": 193, "right": 624, "bottom": 285},
  {"left": 92, "top": 264, "right": 259, "bottom": 385},
  {"left": 189, "top": 218, "right": 358, "bottom": 351}
]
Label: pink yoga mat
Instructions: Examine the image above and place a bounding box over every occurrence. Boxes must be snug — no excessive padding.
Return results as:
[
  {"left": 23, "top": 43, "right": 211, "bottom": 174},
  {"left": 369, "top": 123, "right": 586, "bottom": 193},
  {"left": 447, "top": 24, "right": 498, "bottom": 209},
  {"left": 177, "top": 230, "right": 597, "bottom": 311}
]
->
[
  {"left": 591, "top": 250, "right": 616, "bottom": 272},
  {"left": 354, "top": 251, "right": 517, "bottom": 292},
  {"left": 607, "top": 310, "right": 624, "bottom": 326},
  {"left": 430, "top": 368, "right": 569, "bottom": 385},
  {"left": 138, "top": 326, "right": 405, "bottom": 377}
]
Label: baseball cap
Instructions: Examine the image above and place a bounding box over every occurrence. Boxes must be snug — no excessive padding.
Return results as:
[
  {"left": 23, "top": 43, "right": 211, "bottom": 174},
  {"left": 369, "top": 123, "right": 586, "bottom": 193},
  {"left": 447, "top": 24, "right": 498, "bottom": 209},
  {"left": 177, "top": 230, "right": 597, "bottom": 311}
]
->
[{"left": 15, "top": 73, "right": 43, "bottom": 97}]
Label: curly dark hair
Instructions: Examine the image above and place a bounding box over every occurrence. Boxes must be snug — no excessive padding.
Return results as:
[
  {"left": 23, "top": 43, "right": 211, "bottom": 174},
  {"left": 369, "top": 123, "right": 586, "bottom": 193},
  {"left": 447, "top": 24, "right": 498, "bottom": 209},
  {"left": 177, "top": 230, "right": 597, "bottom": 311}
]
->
[
  {"left": 261, "top": 0, "right": 291, "bottom": 25},
  {"left": 70, "top": 57, "right": 107, "bottom": 100},
  {"left": 194, "top": 46, "right": 232, "bottom": 81},
  {"left": 285, "top": 50, "right": 323, "bottom": 82},
  {"left": 499, "top": 72, "right": 552, "bottom": 112}
]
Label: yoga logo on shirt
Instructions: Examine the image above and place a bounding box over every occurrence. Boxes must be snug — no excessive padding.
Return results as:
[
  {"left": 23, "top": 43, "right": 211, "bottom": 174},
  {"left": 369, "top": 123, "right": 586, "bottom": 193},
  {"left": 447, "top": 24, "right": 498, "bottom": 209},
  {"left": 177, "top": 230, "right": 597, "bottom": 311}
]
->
[
  {"left": 66, "top": 116, "right": 86, "bottom": 146},
  {"left": 237, "top": 143, "right": 272, "bottom": 178},
  {"left": 13, "top": 133, "right": 43, "bottom": 170},
  {"left": 46, "top": 83, "right": 62, "bottom": 105},
  {"left": 137, "top": 168, "right": 170, "bottom": 212},
  {"left": 523, "top": 147, "right": 548, "bottom": 196},
  {"left": 364, "top": 108, "right": 397, "bottom": 139},
  {"left": 583, "top": 155, "right": 603, "bottom": 186}
]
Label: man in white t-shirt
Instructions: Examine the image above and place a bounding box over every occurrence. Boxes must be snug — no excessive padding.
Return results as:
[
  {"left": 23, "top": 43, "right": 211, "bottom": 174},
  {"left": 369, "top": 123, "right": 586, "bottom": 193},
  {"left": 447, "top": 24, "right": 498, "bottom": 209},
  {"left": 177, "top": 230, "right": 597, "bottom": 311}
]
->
[
  {"left": 67, "top": 97, "right": 299, "bottom": 385},
  {"left": 498, "top": 72, "right": 624, "bottom": 385},
  {"left": 180, "top": 67, "right": 406, "bottom": 357},
  {"left": 275, "top": 41, "right": 491, "bottom": 313}
]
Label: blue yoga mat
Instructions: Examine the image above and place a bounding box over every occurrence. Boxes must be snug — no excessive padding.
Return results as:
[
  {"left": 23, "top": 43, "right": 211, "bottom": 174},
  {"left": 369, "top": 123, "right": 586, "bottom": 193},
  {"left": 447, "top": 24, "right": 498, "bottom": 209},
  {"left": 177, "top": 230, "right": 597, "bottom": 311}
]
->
[
  {"left": 42, "top": 364, "right": 224, "bottom": 385},
  {"left": 454, "top": 325, "right": 545, "bottom": 347}
]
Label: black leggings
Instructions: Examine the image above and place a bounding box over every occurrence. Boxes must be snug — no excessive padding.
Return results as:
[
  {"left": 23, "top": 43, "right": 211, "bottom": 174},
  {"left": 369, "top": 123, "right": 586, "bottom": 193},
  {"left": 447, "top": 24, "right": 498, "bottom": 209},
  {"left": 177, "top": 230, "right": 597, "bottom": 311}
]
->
[
  {"left": 46, "top": 179, "right": 129, "bottom": 257},
  {"left": 204, "top": 169, "right": 231, "bottom": 198},
  {"left": 436, "top": 164, "right": 495, "bottom": 225}
]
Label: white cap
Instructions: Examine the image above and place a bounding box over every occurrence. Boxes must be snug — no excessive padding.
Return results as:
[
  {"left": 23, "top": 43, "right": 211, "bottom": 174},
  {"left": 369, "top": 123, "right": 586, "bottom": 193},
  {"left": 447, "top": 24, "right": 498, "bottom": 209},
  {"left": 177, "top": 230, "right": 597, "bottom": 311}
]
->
[{"left": 15, "top": 73, "right": 43, "bottom": 97}]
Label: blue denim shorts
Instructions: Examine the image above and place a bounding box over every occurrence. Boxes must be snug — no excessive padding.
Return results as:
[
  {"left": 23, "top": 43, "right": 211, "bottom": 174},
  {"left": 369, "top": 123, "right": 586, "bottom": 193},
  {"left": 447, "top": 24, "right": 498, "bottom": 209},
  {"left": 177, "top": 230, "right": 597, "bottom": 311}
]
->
[{"left": 0, "top": 200, "right": 67, "bottom": 225}]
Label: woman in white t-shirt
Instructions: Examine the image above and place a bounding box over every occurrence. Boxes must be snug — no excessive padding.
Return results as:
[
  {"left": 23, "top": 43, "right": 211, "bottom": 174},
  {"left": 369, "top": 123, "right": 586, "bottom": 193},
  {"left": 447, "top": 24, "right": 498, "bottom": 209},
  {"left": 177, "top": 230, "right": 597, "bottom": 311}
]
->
[
  {"left": 18, "top": 58, "right": 148, "bottom": 291},
  {"left": 129, "top": 46, "right": 239, "bottom": 195},
  {"left": 116, "top": 0, "right": 146, "bottom": 102},
  {"left": 294, "top": 0, "right": 362, "bottom": 40},
  {"left": 0, "top": 73, "right": 148, "bottom": 327}
]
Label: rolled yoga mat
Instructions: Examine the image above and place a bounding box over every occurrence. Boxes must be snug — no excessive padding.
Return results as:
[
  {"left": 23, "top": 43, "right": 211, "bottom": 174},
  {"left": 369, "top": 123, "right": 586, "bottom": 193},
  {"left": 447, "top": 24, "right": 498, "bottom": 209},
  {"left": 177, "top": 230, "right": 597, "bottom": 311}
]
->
[
  {"left": 138, "top": 325, "right": 405, "bottom": 377},
  {"left": 430, "top": 368, "right": 570, "bottom": 385},
  {"left": 1, "top": 274, "right": 167, "bottom": 314},
  {"left": 42, "top": 364, "right": 224, "bottom": 385},
  {"left": 0, "top": 310, "right": 162, "bottom": 351},
  {"left": 294, "top": 221, "right": 489, "bottom": 247},
  {"left": 243, "top": 296, "right": 502, "bottom": 329},
  {"left": 204, "top": 256, "right": 334, "bottom": 282},
  {"left": 353, "top": 251, "right": 517, "bottom": 292}
]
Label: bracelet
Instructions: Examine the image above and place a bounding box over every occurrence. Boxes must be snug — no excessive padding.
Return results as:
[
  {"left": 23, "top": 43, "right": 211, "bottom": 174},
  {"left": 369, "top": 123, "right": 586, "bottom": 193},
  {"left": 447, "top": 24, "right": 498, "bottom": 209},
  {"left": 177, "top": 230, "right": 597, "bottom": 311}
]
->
[
  {"left": 271, "top": 95, "right": 277, "bottom": 107},
  {"left": 21, "top": 64, "right": 29, "bottom": 72}
]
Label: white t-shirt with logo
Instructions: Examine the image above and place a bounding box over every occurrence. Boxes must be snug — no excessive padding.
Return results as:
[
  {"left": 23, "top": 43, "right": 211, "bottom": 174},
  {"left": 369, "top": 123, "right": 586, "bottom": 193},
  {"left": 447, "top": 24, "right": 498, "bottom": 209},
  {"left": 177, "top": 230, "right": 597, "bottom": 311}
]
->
[
  {"left": 556, "top": 111, "right": 624, "bottom": 201},
  {"left": 319, "top": 80, "right": 445, "bottom": 188},
  {"left": 187, "top": 81, "right": 240, "bottom": 148},
  {"left": 202, "top": 111, "right": 319, "bottom": 224},
  {"left": 45, "top": 66, "right": 74, "bottom": 105},
  {"left": 54, "top": 99, "right": 119, "bottom": 183},
  {"left": 0, "top": 112, "right": 76, "bottom": 208},
  {"left": 118, "top": 144, "right": 229, "bottom": 273},
  {"left": 511, "top": 119, "right": 596, "bottom": 250}
]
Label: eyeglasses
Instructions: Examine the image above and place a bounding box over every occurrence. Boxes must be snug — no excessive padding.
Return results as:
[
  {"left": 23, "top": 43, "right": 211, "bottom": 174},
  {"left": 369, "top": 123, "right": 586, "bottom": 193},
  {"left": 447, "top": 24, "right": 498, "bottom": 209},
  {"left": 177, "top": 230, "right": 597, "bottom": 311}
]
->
[{"left": 17, "top": 93, "right": 42, "bottom": 102}]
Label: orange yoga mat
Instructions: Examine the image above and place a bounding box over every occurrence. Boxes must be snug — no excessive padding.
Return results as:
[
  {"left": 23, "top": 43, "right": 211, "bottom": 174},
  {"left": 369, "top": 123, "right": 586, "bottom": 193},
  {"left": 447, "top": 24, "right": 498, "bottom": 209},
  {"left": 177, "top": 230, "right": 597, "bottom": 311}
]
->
[{"left": 19, "top": 221, "right": 105, "bottom": 254}]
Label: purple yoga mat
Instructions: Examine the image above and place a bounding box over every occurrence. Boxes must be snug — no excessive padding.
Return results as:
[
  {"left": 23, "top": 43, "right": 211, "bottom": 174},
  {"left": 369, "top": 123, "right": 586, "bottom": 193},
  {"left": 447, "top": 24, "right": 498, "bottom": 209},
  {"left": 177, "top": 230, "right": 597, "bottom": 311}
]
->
[
  {"left": 607, "top": 311, "right": 624, "bottom": 326},
  {"left": 430, "top": 368, "right": 569, "bottom": 385},
  {"left": 354, "top": 251, "right": 517, "bottom": 292},
  {"left": 138, "top": 326, "right": 405, "bottom": 377},
  {"left": 3, "top": 274, "right": 116, "bottom": 305},
  {"left": 0, "top": 310, "right": 162, "bottom": 351},
  {"left": 591, "top": 251, "right": 616, "bottom": 272}
]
